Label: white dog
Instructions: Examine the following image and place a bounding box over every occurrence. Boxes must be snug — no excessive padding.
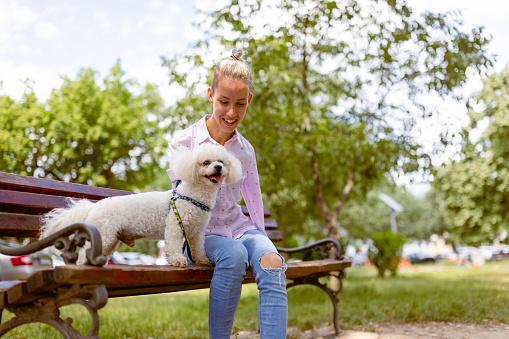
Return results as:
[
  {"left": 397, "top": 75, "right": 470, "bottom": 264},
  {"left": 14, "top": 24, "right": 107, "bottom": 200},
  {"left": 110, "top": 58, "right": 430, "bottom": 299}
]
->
[{"left": 40, "top": 143, "right": 243, "bottom": 267}]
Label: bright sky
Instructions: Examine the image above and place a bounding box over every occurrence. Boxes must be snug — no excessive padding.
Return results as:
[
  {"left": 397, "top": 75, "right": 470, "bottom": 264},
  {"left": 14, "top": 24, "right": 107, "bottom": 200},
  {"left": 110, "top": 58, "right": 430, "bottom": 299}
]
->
[
  {"left": 1, "top": 0, "right": 508, "bottom": 195},
  {"left": 0, "top": 0, "right": 229, "bottom": 103},
  {"left": 1, "top": 0, "right": 507, "bottom": 104}
]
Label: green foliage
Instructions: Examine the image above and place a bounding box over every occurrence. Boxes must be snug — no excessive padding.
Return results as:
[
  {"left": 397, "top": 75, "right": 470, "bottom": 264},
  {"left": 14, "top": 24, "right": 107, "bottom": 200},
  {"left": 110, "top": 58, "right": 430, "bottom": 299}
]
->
[
  {"left": 435, "top": 67, "right": 509, "bottom": 245},
  {"left": 368, "top": 231, "right": 406, "bottom": 277},
  {"left": 0, "top": 62, "right": 169, "bottom": 190},
  {"left": 341, "top": 184, "right": 450, "bottom": 240},
  {"left": 162, "top": 0, "right": 493, "bottom": 241}
]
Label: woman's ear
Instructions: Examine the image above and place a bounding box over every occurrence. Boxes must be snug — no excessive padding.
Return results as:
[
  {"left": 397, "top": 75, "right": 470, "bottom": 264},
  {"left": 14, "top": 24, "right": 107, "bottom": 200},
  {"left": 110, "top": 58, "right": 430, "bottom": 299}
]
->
[{"left": 207, "top": 87, "right": 214, "bottom": 104}]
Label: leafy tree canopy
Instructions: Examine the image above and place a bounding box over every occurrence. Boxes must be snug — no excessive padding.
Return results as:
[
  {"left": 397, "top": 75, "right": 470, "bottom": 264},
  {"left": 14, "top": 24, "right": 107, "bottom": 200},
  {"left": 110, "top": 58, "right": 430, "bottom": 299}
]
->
[
  {"left": 341, "top": 183, "right": 450, "bottom": 241},
  {"left": 0, "top": 62, "right": 169, "bottom": 190},
  {"left": 163, "top": 0, "right": 493, "bottom": 242},
  {"left": 435, "top": 67, "right": 509, "bottom": 246}
]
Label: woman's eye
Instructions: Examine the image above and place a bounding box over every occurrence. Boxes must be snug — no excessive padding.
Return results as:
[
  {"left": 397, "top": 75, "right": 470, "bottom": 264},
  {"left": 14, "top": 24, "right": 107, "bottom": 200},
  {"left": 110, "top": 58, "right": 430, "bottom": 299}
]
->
[
  {"left": 236, "top": 103, "right": 245, "bottom": 106},
  {"left": 203, "top": 160, "right": 210, "bottom": 166},
  {"left": 219, "top": 101, "right": 228, "bottom": 105}
]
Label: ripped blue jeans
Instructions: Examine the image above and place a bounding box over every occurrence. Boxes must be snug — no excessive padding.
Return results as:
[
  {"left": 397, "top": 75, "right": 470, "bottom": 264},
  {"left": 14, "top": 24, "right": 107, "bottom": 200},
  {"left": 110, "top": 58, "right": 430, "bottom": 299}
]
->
[{"left": 204, "top": 230, "right": 288, "bottom": 339}]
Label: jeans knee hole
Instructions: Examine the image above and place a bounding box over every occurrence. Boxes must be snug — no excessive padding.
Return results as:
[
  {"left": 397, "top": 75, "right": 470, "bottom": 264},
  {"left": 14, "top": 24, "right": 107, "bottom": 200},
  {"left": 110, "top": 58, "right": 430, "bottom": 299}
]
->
[
  {"left": 260, "top": 253, "right": 284, "bottom": 269},
  {"left": 259, "top": 253, "right": 287, "bottom": 286}
]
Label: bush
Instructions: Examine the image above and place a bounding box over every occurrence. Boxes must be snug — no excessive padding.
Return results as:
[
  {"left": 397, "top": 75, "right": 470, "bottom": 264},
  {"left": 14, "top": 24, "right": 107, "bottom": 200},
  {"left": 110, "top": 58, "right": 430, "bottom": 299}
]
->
[{"left": 368, "top": 231, "right": 406, "bottom": 277}]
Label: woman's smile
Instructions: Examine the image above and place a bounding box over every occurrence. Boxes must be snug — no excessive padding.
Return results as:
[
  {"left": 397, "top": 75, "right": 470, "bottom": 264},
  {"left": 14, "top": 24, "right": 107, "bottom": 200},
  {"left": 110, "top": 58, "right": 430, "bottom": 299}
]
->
[{"left": 223, "top": 117, "right": 237, "bottom": 126}]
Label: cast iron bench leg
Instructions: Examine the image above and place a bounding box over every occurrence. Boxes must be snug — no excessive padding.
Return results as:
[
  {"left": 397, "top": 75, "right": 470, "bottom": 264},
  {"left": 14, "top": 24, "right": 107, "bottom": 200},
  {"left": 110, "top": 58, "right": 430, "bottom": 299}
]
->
[
  {"left": 0, "top": 285, "right": 108, "bottom": 339},
  {"left": 287, "top": 269, "right": 347, "bottom": 334}
]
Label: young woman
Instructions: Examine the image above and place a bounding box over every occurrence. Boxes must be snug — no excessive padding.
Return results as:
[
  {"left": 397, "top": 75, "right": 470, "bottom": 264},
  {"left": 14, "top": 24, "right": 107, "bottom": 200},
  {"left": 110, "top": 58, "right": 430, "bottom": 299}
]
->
[{"left": 166, "top": 49, "right": 288, "bottom": 338}]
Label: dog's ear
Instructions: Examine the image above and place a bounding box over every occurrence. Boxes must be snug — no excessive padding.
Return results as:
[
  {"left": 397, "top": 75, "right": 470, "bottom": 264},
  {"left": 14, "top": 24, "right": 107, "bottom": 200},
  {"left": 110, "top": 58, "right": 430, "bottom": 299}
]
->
[
  {"left": 172, "top": 151, "right": 198, "bottom": 183},
  {"left": 224, "top": 154, "right": 243, "bottom": 184}
]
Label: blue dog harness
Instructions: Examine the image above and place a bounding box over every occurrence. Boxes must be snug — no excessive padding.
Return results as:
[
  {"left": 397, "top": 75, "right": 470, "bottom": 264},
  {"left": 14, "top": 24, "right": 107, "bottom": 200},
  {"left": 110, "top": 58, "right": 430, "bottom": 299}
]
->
[
  {"left": 171, "top": 180, "right": 210, "bottom": 213},
  {"left": 169, "top": 180, "right": 211, "bottom": 263}
]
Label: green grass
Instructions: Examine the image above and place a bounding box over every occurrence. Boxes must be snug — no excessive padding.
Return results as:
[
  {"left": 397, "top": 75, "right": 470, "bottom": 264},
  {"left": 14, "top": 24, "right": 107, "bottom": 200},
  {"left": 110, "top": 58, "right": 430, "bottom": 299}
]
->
[{"left": 2, "top": 262, "right": 508, "bottom": 338}]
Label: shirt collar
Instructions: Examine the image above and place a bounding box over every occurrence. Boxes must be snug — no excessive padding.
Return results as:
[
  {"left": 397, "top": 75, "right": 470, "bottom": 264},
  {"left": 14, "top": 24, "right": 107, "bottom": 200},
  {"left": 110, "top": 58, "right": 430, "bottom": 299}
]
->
[{"left": 197, "top": 115, "right": 240, "bottom": 145}]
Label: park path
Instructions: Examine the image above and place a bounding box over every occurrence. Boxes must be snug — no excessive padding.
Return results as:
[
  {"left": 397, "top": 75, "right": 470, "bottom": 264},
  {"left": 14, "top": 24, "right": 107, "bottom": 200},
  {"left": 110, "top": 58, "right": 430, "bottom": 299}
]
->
[{"left": 233, "top": 321, "right": 509, "bottom": 338}]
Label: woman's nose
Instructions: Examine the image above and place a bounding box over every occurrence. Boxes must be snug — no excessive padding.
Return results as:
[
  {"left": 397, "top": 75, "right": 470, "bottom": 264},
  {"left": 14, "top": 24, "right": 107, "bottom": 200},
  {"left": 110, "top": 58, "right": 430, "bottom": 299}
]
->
[{"left": 226, "top": 105, "right": 236, "bottom": 116}]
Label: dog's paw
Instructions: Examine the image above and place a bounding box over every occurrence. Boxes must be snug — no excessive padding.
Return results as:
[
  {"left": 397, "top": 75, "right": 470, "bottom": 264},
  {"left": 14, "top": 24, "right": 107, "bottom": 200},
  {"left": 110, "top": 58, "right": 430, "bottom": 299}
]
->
[{"left": 168, "top": 256, "right": 188, "bottom": 268}]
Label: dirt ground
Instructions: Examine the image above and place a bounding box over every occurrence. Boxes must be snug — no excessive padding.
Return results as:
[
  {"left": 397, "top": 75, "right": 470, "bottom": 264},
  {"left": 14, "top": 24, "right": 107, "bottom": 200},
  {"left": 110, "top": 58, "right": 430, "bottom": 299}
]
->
[{"left": 234, "top": 321, "right": 509, "bottom": 339}]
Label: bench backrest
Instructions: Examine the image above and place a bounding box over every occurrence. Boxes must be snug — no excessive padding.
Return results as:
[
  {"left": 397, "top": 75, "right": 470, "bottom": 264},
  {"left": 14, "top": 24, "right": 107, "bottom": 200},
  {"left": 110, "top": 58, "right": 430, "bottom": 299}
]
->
[{"left": 0, "top": 172, "right": 282, "bottom": 242}]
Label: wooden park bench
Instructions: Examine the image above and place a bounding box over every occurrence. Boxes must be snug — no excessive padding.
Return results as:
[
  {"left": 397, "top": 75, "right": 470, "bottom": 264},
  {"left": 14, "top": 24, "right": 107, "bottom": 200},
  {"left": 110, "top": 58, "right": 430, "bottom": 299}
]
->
[{"left": 0, "top": 171, "right": 352, "bottom": 338}]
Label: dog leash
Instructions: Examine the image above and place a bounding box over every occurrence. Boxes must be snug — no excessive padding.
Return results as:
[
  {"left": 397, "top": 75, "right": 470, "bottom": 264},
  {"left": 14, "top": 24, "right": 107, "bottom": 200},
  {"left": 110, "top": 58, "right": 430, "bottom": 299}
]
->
[{"left": 169, "top": 180, "right": 211, "bottom": 264}]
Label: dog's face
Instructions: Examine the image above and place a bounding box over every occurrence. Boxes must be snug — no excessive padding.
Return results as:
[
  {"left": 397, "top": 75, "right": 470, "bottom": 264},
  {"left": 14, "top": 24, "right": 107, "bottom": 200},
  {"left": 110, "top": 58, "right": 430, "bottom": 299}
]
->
[
  {"left": 198, "top": 156, "right": 228, "bottom": 184},
  {"left": 173, "top": 143, "right": 243, "bottom": 186}
]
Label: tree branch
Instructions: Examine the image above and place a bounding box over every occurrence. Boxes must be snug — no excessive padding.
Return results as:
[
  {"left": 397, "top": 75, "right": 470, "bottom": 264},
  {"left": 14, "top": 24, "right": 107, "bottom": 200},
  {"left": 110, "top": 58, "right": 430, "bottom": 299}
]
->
[
  {"left": 334, "top": 160, "right": 355, "bottom": 216},
  {"left": 311, "top": 158, "right": 331, "bottom": 221}
]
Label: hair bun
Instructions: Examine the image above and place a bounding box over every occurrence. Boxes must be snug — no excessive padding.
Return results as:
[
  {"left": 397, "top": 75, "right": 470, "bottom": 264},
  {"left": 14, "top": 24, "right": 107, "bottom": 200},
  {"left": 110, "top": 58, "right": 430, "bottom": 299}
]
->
[{"left": 231, "top": 48, "right": 243, "bottom": 60}]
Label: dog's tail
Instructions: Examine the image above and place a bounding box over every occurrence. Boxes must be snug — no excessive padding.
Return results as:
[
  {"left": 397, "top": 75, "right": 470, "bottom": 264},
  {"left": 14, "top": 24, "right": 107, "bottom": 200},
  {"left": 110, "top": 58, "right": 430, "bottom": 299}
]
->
[{"left": 40, "top": 198, "right": 95, "bottom": 239}]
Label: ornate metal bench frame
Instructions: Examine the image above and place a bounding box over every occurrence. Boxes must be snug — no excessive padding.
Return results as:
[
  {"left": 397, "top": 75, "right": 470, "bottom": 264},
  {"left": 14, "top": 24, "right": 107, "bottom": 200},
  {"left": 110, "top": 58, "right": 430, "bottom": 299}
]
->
[{"left": 1, "top": 222, "right": 107, "bottom": 339}]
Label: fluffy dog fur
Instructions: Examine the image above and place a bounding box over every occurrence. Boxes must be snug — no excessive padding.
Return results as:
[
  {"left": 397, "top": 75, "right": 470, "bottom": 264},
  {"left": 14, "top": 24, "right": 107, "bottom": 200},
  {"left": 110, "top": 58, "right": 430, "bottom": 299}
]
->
[{"left": 40, "top": 143, "right": 243, "bottom": 267}]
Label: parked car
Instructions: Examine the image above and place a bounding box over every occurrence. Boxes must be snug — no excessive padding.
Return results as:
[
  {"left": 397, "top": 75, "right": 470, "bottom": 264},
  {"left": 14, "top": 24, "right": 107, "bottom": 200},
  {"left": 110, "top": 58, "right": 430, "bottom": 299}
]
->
[
  {"left": 408, "top": 252, "right": 437, "bottom": 264},
  {"left": 0, "top": 241, "right": 54, "bottom": 281},
  {"left": 436, "top": 252, "right": 460, "bottom": 263},
  {"left": 479, "top": 246, "right": 500, "bottom": 260}
]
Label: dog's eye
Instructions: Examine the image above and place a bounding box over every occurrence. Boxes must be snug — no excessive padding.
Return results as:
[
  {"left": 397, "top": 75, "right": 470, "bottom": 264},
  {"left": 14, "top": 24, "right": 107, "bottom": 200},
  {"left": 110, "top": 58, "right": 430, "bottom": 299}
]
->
[
  {"left": 203, "top": 160, "right": 210, "bottom": 166},
  {"left": 218, "top": 160, "right": 224, "bottom": 164}
]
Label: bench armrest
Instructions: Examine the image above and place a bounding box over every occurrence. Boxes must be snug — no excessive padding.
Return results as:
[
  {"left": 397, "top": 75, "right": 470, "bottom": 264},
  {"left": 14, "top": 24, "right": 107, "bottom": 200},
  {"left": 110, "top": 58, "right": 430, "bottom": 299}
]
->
[
  {"left": 276, "top": 238, "right": 344, "bottom": 260},
  {"left": 0, "top": 222, "right": 107, "bottom": 267}
]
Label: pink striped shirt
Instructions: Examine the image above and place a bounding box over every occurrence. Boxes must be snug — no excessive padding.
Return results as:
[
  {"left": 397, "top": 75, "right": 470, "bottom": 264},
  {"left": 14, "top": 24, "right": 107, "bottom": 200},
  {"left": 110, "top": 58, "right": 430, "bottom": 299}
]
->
[{"left": 166, "top": 115, "right": 266, "bottom": 239}]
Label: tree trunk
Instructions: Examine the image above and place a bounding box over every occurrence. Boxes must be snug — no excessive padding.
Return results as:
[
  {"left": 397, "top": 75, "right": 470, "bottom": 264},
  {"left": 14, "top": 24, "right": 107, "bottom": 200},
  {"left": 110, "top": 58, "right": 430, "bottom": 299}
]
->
[
  {"left": 311, "top": 158, "right": 354, "bottom": 240},
  {"left": 311, "top": 158, "right": 355, "bottom": 290}
]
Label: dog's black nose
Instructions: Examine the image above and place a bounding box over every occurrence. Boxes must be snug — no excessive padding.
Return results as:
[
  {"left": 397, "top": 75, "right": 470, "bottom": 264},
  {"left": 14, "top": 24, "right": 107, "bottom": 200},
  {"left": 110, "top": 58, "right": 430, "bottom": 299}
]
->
[{"left": 214, "top": 165, "right": 222, "bottom": 172}]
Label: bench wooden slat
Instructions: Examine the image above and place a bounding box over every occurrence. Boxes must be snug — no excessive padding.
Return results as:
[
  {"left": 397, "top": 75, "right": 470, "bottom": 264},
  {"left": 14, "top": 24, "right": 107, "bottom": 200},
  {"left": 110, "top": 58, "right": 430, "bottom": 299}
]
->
[
  {"left": 6, "top": 281, "right": 29, "bottom": 304},
  {"left": 0, "top": 281, "right": 23, "bottom": 308},
  {"left": 266, "top": 230, "right": 282, "bottom": 242},
  {"left": 6, "top": 270, "right": 68, "bottom": 305},
  {"left": 0, "top": 189, "right": 69, "bottom": 215},
  {"left": 55, "top": 260, "right": 349, "bottom": 288},
  {"left": 0, "top": 172, "right": 132, "bottom": 200},
  {"left": 0, "top": 212, "right": 40, "bottom": 237},
  {"left": 264, "top": 218, "right": 277, "bottom": 229},
  {"left": 53, "top": 265, "right": 216, "bottom": 287},
  {"left": 241, "top": 205, "right": 271, "bottom": 218}
]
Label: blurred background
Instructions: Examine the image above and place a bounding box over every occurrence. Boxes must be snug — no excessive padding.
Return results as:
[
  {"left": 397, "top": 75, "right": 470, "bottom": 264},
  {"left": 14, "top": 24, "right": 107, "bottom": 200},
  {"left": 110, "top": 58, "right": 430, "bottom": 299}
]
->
[{"left": 1, "top": 0, "right": 508, "bottom": 268}]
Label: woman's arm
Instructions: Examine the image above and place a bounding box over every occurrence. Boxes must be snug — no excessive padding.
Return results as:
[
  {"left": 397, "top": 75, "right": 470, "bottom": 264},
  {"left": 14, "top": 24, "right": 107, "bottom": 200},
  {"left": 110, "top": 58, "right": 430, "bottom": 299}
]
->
[{"left": 240, "top": 146, "right": 266, "bottom": 234}]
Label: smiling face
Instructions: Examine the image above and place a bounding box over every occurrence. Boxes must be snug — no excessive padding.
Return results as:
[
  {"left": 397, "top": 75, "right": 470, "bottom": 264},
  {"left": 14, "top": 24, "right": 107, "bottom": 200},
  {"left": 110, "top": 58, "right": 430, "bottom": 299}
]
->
[
  {"left": 199, "top": 157, "right": 226, "bottom": 184},
  {"left": 206, "top": 75, "right": 253, "bottom": 145}
]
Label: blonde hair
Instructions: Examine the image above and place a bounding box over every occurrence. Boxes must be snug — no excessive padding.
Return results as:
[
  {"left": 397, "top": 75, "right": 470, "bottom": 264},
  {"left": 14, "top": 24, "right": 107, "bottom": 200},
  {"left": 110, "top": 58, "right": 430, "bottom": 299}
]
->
[{"left": 211, "top": 48, "right": 253, "bottom": 92}]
